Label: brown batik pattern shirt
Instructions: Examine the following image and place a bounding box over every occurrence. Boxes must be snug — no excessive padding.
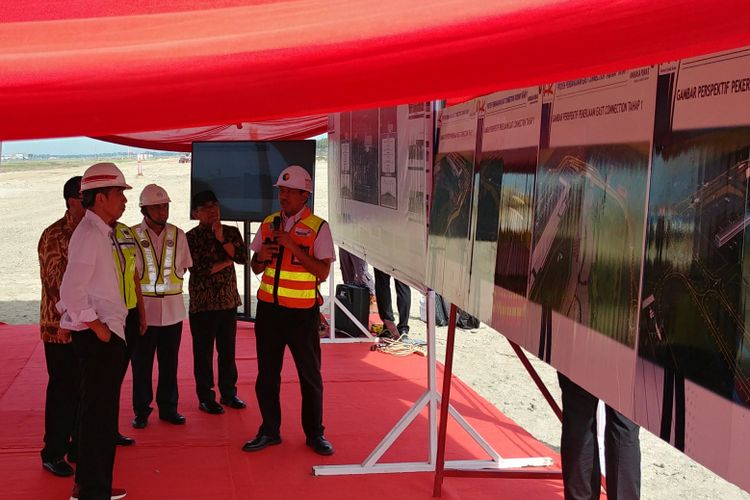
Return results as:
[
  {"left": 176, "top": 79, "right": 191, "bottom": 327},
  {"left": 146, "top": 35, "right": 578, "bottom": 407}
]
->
[
  {"left": 38, "top": 211, "right": 79, "bottom": 342},
  {"left": 186, "top": 223, "right": 247, "bottom": 313}
]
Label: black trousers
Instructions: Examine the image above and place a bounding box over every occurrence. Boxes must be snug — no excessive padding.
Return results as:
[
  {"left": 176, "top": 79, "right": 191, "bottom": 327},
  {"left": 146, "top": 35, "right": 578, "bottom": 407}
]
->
[
  {"left": 558, "top": 373, "right": 641, "bottom": 500},
  {"left": 374, "top": 268, "right": 411, "bottom": 333},
  {"left": 72, "top": 330, "right": 126, "bottom": 500},
  {"left": 189, "top": 308, "right": 238, "bottom": 403},
  {"left": 116, "top": 308, "right": 140, "bottom": 435},
  {"left": 254, "top": 300, "right": 324, "bottom": 439},
  {"left": 41, "top": 341, "right": 80, "bottom": 463},
  {"left": 131, "top": 322, "right": 182, "bottom": 417},
  {"left": 123, "top": 308, "right": 140, "bottom": 369},
  {"left": 338, "top": 247, "right": 375, "bottom": 294}
]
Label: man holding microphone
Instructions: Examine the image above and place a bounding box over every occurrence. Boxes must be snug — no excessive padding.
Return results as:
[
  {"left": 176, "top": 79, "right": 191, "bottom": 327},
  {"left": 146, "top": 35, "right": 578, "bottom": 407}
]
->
[{"left": 244, "top": 165, "right": 335, "bottom": 455}]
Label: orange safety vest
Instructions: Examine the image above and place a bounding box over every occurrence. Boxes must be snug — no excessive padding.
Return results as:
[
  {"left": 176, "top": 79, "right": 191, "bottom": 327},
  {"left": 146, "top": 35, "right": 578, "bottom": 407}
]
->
[{"left": 257, "top": 207, "right": 324, "bottom": 309}]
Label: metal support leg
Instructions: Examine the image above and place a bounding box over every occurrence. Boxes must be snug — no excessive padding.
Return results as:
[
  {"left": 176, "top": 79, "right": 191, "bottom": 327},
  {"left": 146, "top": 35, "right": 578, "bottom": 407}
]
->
[
  {"left": 507, "top": 339, "right": 562, "bottom": 422},
  {"left": 314, "top": 292, "right": 556, "bottom": 482},
  {"left": 321, "top": 267, "right": 378, "bottom": 344}
]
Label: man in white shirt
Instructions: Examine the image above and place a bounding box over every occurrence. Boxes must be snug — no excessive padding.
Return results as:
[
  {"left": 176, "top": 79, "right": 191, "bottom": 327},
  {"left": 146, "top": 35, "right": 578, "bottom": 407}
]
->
[
  {"left": 130, "top": 184, "right": 192, "bottom": 428},
  {"left": 58, "top": 162, "right": 131, "bottom": 500}
]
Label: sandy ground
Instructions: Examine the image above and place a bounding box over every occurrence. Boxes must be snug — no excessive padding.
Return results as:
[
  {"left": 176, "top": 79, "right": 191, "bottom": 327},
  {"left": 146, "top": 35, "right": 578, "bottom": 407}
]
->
[{"left": 1, "top": 157, "right": 748, "bottom": 499}]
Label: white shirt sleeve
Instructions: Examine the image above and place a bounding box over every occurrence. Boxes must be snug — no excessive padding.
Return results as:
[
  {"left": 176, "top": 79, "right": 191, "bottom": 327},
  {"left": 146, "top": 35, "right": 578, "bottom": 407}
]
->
[
  {"left": 313, "top": 222, "right": 336, "bottom": 262},
  {"left": 250, "top": 228, "right": 264, "bottom": 253},
  {"left": 176, "top": 229, "right": 192, "bottom": 277},
  {"left": 58, "top": 227, "right": 98, "bottom": 324},
  {"left": 134, "top": 234, "right": 144, "bottom": 276}
]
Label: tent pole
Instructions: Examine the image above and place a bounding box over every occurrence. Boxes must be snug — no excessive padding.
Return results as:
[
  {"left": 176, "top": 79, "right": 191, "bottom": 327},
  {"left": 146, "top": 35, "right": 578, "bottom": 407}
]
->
[{"left": 432, "top": 303, "right": 457, "bottom": 496}]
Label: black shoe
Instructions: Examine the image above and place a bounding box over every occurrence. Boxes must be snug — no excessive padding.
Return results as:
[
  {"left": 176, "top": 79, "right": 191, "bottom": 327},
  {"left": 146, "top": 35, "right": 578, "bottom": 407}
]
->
[
  {"left": 116, "top": 433, "right": 136, "bottom": 446},
  {"left": 132, "top": 414, "right": 148, "bottom": 429},
  {"left": 198, "top": 400, "right": 225, "bottom": 415},
  {"left": 69, "top": 483, "right": 126, "bottom": 500},
  {"left": 241, "top": 435, "right": 281, "bottom": 452},
  {"left": 219, "top": 395, "right": 247, "bottom": 409},
  {"left": 159, "top": 412, "right": 186, "bottom": 425},
  {"left": 306, "top": 435, "right": 334, "bottom": 456},
  {"left": 42, "top": 458, "right": 74, "bottom": 477}
]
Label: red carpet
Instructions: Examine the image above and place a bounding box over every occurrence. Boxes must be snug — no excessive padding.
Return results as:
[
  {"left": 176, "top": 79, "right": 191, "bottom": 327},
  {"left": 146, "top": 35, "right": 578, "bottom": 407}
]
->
[{"left": 0, "top": 323, "right": 564, "bottom": 499}]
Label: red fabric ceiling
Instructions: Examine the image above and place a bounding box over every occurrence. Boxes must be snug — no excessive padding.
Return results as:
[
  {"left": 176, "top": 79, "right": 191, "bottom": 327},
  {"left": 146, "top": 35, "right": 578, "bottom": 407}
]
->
[
  {"left": 95, "top": 115, "right": 328, "bottom": 152},
  {"left": 1, "top": 0, "right": 749, "bottom": 141}
]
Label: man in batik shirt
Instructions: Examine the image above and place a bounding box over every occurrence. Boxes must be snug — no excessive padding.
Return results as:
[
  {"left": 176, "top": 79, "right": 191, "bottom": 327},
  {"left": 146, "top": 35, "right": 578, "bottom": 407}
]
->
[{"left": 38, "top": 176, "right": 84, "bottom": 477}]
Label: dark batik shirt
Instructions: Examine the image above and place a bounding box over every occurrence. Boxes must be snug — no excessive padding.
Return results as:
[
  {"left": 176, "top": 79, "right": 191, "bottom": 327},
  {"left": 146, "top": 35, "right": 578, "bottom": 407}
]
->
[
  {"left": 186, "top": 223, "right": 247, "bottom": 313},
  {"left": 38, "top": 211, "right": 79, "bottom": 342}
]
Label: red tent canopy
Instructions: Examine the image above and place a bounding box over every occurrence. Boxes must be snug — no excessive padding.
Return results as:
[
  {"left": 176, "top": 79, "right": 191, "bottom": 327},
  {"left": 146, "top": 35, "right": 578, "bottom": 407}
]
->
[
  {"left": 1, "top": 0, "right": 750, "bottom": 141},
  {"left": 95, "top": 116, "right": 328, "bottom": 152}
]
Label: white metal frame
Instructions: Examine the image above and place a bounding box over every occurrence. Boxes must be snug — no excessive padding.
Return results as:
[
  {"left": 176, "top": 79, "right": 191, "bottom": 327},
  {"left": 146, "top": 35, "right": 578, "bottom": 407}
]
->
[
  {"left": 313, "top": 291, "right": 553, "bottom": 475},
  {"left": 321, "top": 267, "right": 379, "bottom": 344}
]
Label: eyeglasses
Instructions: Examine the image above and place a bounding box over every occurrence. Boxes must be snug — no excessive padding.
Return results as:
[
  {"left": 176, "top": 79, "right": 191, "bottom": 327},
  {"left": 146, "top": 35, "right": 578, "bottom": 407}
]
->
[{"left": 196, "top": 201, "right": 219, "bottom": 210}]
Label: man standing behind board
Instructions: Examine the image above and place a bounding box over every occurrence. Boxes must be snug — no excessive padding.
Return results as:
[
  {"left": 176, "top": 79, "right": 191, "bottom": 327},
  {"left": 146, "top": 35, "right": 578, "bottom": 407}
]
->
[{"left": 558, "top": 373, "right": 641, "bottom": 500}]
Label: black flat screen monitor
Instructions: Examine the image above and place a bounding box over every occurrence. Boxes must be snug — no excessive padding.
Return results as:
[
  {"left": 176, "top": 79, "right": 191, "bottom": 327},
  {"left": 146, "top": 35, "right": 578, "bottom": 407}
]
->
[{"left": 191, "top": 140, "right": 316, "bottom": 221}]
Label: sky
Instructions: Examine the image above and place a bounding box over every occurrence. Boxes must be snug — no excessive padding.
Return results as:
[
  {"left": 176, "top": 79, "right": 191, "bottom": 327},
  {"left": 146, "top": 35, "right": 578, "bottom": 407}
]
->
[
  {"left": 2, "top": 135, "right": 325, "bottom": 155},
  {"left": 2, "top": 137, "right": 155, "bottom": 155}
]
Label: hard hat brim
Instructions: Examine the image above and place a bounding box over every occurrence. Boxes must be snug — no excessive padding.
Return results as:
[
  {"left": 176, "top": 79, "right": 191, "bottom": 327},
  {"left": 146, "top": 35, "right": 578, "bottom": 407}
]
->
[
  {"left": 81, "top": 181, "right": 133, "bottom": 191},
  {"left": 139, "top": 196, "right": 171, "bottom": 207},
  {"left": 273, "top": 181, "right": 312, "bottom": 193}
]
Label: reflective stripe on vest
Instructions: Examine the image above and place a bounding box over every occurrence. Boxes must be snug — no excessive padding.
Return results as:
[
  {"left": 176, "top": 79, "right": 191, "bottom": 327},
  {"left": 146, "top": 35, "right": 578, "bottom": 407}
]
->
[
  {"left": 256, "top": 207, "right": 324, "bottom": 309},
  {"left": 112, "top": 223, "right": 138, "bottom": 309},
  {"left": 133, "top": 223, "right": 183, "bottom": 297}
]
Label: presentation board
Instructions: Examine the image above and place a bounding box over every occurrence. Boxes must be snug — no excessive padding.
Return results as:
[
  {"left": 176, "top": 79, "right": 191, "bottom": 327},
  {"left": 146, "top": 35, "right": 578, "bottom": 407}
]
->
[
  {"left": 633, "top": 48, "right": 750, "bottom": 481},
  {"left": 326, "top": 44, "right": 750, "bottom": 491},
  {"left": 529, "top": 69, "right": 655, "bottom": 348},
  {"left": 422, "top": 46, "right": 750, "bottom": 491},
  {"left": 328, "top": 104, "right": 432, "bottom": 287},
  {"left": 469, "top": 88, "right": 542, "bottom": 322},
  {"left": 474, "top": 69, "right": 658, "bottom": 416},
  {"left": 426, "top": 100, "right": 478, "bottom": 305}
]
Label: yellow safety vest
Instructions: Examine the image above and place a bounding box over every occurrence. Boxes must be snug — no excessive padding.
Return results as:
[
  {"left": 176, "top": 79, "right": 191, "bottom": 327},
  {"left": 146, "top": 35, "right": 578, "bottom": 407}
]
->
[
  {"left": 112, "top": 222, "right": 138, "bottom": 309},
  {"left": 132, "top": 223, "right": 184, "bottom": 297},
  {"left": 257, "top": 208, "right": 324, "bottom": 309}
]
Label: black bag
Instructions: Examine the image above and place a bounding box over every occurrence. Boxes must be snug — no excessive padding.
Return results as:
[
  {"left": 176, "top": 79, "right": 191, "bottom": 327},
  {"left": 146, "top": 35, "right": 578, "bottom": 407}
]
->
[
  {"left": 434, "top": 293, "right": 449, "bottom": 327},
  {"left": 334, "top": 284, "right": 370, "bottom": 337},
  {"left": 456, "top": 308, "right": 480, "bottom": 330}
]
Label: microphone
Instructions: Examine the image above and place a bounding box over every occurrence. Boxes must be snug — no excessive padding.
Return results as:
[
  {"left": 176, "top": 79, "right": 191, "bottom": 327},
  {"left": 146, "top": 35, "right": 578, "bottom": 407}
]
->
[{"left": 263, "top": 216, "right": 282, "bottom": 264}]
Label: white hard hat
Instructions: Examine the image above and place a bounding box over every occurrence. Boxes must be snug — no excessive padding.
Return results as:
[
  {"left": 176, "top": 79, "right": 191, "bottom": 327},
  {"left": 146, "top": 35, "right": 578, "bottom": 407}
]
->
[
  {"left": 139, "top": 183, "right": 171, "bottom": 207},
  {"left": 80, "top": 162, "right": 132, "bottom": 191},
  {"left": 274, "top": 165, "right": 313, "bottom": 193}
]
